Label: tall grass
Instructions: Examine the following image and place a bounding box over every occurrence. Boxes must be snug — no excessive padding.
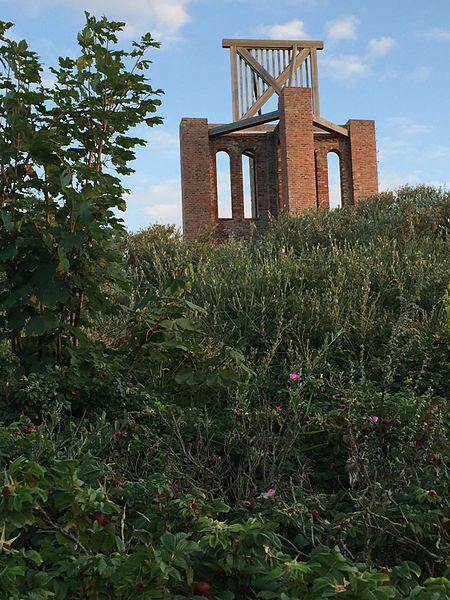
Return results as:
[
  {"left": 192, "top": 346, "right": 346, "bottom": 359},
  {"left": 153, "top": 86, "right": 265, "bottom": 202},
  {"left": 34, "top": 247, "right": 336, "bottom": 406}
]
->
[{"left": 127, "top": 186, "right": 450, "bottom": 397}]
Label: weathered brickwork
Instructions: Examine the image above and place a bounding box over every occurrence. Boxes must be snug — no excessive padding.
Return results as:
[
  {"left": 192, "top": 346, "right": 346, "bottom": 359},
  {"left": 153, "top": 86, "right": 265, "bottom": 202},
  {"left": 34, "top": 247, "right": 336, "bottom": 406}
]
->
[{"left": 180, "top": 88, "right": 378, "bottom": 240}]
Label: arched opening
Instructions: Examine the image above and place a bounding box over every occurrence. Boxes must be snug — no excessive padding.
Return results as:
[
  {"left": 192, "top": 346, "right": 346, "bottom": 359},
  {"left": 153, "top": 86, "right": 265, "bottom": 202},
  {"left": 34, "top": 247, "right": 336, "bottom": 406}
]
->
[
  {"left": 216, "top": 151, "right": 232, "bottom": 219},
  {"left": 327, "top": 151, "right": 342, "bottom": 209},
  {"left": 242, "top": 151, "right": 257, "bottom": 219}
]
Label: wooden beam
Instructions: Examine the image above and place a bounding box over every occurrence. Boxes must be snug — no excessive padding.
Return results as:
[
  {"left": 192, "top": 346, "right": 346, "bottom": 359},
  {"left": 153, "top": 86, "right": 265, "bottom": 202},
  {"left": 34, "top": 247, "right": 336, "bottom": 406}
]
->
[
  {"left": 237, "top": 47, "right": 281, "bottom": 93},
  {"left": 230, "top": 45, "right": 239, "bottom": 121},
  {"left": 313, "top": 115, "right": 349, "bottom": 137},
  {"left": 310, "top": 48, "right": 320, "bottom": 116},
  {"left": 209, "top": 110, "right": 280, "bottom": 137},
  {"left": 223, "top": 39, "right": 324, "bottom": 50},
  {"left": 288, "top": 44, "right": 297, "bottom": 86},
  {"left": 241, "top": 47, "right": 310, "bottom": 120}
]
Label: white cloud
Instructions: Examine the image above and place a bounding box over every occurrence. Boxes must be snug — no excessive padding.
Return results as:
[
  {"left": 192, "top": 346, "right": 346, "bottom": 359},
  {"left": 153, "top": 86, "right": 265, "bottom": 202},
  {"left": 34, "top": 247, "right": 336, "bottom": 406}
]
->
[
  {"left": 3, "top": 0, "right": 192, "bottom": 42},
  {"left": 418, "top": 27, "right": 450, "bottom": 42},
  {"left": 258, "top": 19, "right": 308, "bottom": 40},
  {"left": 325, "top": 15, "right": 359, "bottom": 42},
  {"left": 368, "top": 36, "right": 395, "bottom": 57},
  {"left": 377, "top": 136, "right": 410, "bottom": 160},
  {"left": 141, "top": 202, "right": 181, "bottom": 223},
  {"left": 146, "top": 130, "right": 179, "bottom": 158},
  {"left": 126, "top": 177, "right": 182, "bottom": 226},
  {"left": 379, "top": 170, "right": 425, "bottom": 191},
  {"left": 320, "top": 17, "right": 396, "bottom": 82},
  {"left": 378, "top": 68, "right": 400, "bottom": 82},
  {"left": 408, "top": 66, "right": 431, "bottom": 81},
  {"left": 387, "top": 117, "right": 432, "bottom": 135},
  {"left": 321, "top": 54, "right": 368, "bottom": 80},
  {"left": 427, "top": 145, "right": 450, "bottom": 159}
]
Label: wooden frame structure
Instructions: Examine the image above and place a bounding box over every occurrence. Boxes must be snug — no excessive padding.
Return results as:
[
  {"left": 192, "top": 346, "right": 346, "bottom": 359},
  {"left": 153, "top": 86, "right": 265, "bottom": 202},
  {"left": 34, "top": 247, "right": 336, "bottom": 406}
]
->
[
  {"left": 223, "top": 39, "right": 323, "bottom": 122},
  {"left": 180, "top": 38, "right": 379, "bottom": 241}
]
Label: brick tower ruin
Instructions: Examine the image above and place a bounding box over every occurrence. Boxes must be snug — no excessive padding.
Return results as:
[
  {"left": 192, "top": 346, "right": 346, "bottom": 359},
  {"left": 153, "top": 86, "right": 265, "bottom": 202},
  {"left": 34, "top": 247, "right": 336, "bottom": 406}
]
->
[{"left": 180, "top": 39, "right": 378, "bottom": 240}]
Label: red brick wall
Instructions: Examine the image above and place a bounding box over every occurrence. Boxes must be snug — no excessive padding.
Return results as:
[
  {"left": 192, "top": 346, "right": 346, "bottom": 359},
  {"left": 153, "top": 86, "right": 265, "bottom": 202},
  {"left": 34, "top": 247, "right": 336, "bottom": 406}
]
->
[
  {"left": 208, "top": 125, "right": 280, "bottom": 240},
  {"left": 179, "top": 99, "right": 379, "bottom": 239},
  {"left": 314, "top": 135, "right": 354, "bottom": 208},
  {"left": 180, "top": 118, "right": 213, "bottom": 240},
  {"left": 348, "top": 120, "right": 379, "bottom": 203},
  {"left": 278, "top": 88, "right": 317, "bottom": 214}
]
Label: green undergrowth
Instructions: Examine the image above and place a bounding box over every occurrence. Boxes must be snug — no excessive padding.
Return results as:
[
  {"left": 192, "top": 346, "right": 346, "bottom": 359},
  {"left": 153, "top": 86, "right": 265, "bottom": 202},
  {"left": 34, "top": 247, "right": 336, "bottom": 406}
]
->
[{"left": 1, "top": 185, "right": 450, "bottom": 598}]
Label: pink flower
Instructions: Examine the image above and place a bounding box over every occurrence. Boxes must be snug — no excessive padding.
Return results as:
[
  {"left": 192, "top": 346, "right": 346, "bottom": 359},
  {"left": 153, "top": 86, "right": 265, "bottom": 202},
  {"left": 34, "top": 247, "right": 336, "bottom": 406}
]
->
[
  {"left": 289, "top": 373, "right": 300, "bottom": 381},
  {"left": 274, "top": 405, "right": 282, "bottom": 412},
  {"left": 265, "top": 488, "right": 276, "bottom": 497},
  {"left": 368, "top": 416, "right": 379, "bottom": 424}
]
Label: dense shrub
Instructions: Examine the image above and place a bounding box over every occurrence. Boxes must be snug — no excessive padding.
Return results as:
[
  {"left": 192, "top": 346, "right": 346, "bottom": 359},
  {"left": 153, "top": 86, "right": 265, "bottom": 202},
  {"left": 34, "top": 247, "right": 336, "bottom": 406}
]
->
[{"left": 1, "top": 183, "right": 450, "bottom": 597}]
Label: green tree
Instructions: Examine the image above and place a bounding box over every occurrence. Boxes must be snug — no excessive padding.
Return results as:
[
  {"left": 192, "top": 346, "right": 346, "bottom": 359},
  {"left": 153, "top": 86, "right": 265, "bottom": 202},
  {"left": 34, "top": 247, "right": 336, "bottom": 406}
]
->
[{"left": 0, "top": 13, "right": 162, "bottom": 369}]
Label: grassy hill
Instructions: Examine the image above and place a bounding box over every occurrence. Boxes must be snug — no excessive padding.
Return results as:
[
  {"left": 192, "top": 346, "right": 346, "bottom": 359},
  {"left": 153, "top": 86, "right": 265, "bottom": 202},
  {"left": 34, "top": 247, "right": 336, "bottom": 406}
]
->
[{"left": 1, "top": 185, "right": 450, "bottom": 598}]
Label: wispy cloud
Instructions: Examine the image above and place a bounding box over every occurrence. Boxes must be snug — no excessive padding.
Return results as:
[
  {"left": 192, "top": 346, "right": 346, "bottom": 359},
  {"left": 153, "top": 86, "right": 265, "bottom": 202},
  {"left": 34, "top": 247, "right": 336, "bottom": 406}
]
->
[
  {"left": 387, "top": 117, "right": 432, "bottom": 135},
  {"left": 322, "top": 33, "right": 396, "bottom": 81},
  {"left": 146, "top": 130, "right": 180, "bottom": 158},
  {"left": 126, "top": 177, "right": 182, "bottom": 227},
  {"left": 368, "top": 36, "right": 395, "bottom": 57},
  {"left": 408, "top": 66, "right": 431, "bottom": 81},
  {"left": 325, "top": 15, "right": 359, "bottom": 42},
  {"left": 258, "top": 19, "right": 309, "bottom": 40},
  {"left": 1, "top": 0, "right": 192, "bottom": 42},
  {"left": 417, "top": 27, "right": 450, "bottom": 42},
  {"left": 379, "top": 170, "right": 425, "bottom": 191},
  {"left": 321, "top": 54, "right": 368, "bottom": 80}
]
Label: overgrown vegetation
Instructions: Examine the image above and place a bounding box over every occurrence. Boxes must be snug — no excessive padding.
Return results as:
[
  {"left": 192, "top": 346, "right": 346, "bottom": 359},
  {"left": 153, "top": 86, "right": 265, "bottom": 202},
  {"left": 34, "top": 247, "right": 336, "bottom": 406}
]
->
[{"left": 1, "top": 16, "right": 450, "bottom": 600}]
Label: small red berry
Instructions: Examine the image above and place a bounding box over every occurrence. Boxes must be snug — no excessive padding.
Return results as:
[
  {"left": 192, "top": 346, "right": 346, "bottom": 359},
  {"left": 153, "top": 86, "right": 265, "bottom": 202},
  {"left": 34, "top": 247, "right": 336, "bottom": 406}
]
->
[
  {"left": 430, "top": 453, "right": 441, "bottom": 462},
  {"left": 194, "top": 581, "right": 211, "bottom": 597},
  {"left": 427, "top": 490, "right": 439, "bottom": 497},
  {"left": 311, "top": 509, "right": 321, "bottom": 522},
  {"left": 2, "top": 485, "right": 13, "bottom": 496},
  {"left": 25, "top": 426, "right": 35, "bottom": 434},
  {"left": 90, "top": 511, "right": 109, "bottom": 526},
  {"left": 338, "top": 518, "right": 351, "bottom": 529}
]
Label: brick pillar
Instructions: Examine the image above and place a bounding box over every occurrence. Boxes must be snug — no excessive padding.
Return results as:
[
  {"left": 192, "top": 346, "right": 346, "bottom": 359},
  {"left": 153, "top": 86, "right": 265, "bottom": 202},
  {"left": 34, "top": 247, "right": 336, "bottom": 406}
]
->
[
  {"left": 315, "top": 149, "right": 329, "bottom": 209},
  {"left": 278, "top": 88, "right": 317, "bottom": 214},
  {"left": 229, "top": 151, "right": 244, "bottom": 220},
  {"left": 180, "top": 118, "right": 213, "bottom": 239},
  {"left": 348, "top": 120, "right": 378, "bottom": 203}
]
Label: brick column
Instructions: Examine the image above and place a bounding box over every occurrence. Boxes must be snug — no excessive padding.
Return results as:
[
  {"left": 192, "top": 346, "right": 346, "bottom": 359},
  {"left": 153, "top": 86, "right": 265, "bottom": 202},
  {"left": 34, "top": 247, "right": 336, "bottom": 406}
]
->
[
  {"left": 278, "top": 88, "right": 317, "bottom": 214},
  {"left": 180, "top": 118, "right": 213, "bottom": 239},
  {"left": 315, "top": 149, "right": 329, "bottom": 209},
  {"left": 229, "top": 151, "right": 244, "bottom": 220},
  {"left": 348, "top": 120, "right": 378, "bottom": 203}
]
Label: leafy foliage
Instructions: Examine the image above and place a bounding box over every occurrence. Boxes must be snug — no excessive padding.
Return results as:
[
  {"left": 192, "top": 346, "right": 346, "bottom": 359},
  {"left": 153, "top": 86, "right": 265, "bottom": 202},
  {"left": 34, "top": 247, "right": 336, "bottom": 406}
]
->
[
  {"left": 0, "top": 14, "right": 162, "bottom": 368},
  {"left": 1, "top": 16, "right": 450, "bottom": 598}
]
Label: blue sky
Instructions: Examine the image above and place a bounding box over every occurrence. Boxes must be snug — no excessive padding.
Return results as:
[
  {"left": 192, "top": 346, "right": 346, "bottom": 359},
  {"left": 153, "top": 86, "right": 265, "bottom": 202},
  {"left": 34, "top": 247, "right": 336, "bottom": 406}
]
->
[{"left": 1, "top": 0, "right": 450, "bottom": 230}]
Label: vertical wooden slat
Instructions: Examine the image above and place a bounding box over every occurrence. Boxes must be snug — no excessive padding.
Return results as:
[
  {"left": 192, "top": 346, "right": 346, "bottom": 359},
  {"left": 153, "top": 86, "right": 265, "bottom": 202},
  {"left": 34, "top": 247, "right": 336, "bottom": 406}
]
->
[
  {"left": 310, "top": 48, "right": 320, "bottom": 115},
  {"left": 239, "top": 55, "right": 244, "bottom": 118},
  {"left": 277, "top": 49, "right": 281, "bottom": 77},
  {"left": 230, "top": 45, "right": 239, "bottom": 121},
  {"left": 245, "top": 62, "right": 249, "bottom": 114},
  {"left": 288, "top": 43, "right": 297, "bottom": 86},
  {"left": 257, "top": 50, "right": 262, "bottom": 97},
  {"left": 305, "top": 54, "right": 310, "bottom": 87}
]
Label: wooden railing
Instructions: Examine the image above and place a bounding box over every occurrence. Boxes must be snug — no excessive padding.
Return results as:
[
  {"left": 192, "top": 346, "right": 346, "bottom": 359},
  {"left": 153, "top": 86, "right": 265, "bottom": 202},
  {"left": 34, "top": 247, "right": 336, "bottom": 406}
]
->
[{"left": 223, "top": 39, "right": 324, "bottom": 122}]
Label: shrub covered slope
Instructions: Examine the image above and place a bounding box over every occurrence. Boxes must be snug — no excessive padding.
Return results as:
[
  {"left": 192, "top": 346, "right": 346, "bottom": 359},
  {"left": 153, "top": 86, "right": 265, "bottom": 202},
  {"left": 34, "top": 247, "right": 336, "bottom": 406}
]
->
[{"left": 1, "top": 184, "right": 450, "bottom": 598}]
